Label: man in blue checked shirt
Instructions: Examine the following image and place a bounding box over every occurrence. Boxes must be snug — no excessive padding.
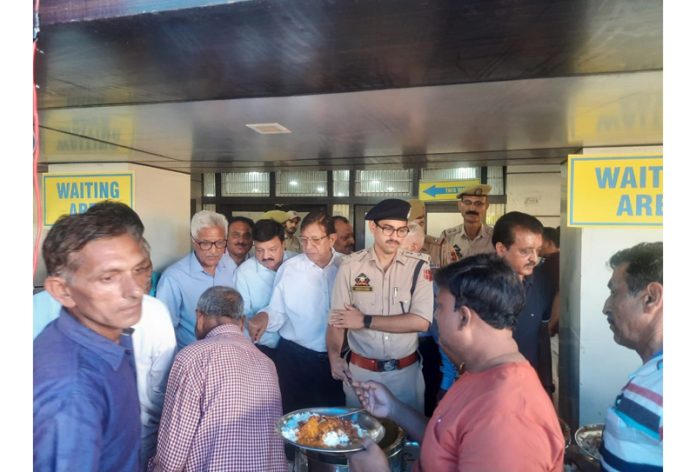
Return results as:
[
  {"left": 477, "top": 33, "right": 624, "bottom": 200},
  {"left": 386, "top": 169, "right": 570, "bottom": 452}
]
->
[{"left": 600, "top": 242, "right": 663, "bottom": 471}]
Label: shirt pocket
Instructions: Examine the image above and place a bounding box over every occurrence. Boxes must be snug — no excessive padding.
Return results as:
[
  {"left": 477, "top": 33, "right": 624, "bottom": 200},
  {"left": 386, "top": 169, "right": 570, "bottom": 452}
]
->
[
  {"left": 391, "top": 293, "right": 412, "bottom": 315},
  {"left": 351, "top": 290, "right": 377, "bottom": 313}
]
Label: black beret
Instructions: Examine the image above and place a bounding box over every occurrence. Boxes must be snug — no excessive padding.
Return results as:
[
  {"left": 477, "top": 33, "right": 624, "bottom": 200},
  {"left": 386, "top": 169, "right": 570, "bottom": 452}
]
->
[{"left": 365, "top": 199, "right": 411, "bottom": 221}]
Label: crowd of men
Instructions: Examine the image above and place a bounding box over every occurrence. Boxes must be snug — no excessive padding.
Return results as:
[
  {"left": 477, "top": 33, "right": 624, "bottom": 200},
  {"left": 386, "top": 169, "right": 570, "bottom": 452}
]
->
[{"left": 33, "top": 189, "right": 663, "bottom": 471}]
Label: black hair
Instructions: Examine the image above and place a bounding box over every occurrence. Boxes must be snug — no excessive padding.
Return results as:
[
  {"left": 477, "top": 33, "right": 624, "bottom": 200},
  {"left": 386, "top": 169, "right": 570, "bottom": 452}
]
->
[
  {"left": 228, "top": 216, "right": 254, "bottom": 230},
  {"left": 300, "top": 210, "right": 336, "bottom": 235},
  {"left": 43, "top": 203, "right": 144, "bottom": 277},
  {"left": 491, "top": 211, "right": 544, "bottom": 249},
  {"left": 434, "top": 253, "right": 525, "bottom": 329},
  {"left": 542, "top": 226, "right": 560, "bottom": 248},
  {"left": 253, "top": 219, "right": 285, "bottom": 243},
  {"left": 609, "top": 242, "right": 663, "bottom": 294}
]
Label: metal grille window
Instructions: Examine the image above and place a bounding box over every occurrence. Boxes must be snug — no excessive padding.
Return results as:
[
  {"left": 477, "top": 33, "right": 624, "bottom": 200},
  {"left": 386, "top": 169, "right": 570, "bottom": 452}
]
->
[
  {"left": 486, "top": 203, "right": 506, "bottom": 226},
  {"left": 276, "top": 171, "right": 328, "bottom": 196},
  {"left": 355, "top": 169, "right": 412, "bottom": 196},
  {"left": 420, "top": 167, "right": 480, "bottom": 181},
  {"left": 221, "top": 172, "right": 270, "bottom": 197},
  {"left": 202, "top": 203, "right": 217, "bottom": 213},
  {"left": 203, "top": 173, "right": 216, "bottom": 197},
  {"left": 487, "top": 166, "right": 505, "bottom": 195},
  {"left": 333, "top": 170, "right": 350, "bottom": 197},
  {"left": 332, "top": 204, "right": 350, "bottom": 219}
]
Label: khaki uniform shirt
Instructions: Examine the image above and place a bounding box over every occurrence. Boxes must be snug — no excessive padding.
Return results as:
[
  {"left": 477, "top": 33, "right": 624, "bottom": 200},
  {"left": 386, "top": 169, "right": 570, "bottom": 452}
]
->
[
  {"left": 440, "top": 223, "right": 494, "bottom": 260},
  {"left": 283, "top": 234, "right": 302, "bottom": 253},
  {"left": 331, "top": 247, "right": 434, "bottom": 360},
  {"left": 422, "top": 234, "right": 458, "bottom": 268}
]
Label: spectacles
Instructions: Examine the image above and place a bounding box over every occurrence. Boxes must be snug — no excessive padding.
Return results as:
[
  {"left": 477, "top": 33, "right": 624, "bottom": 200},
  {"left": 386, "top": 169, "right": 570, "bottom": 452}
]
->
[
  {"left": 229, "top": 231, "right": 252, "bottom": 240},
  {"left": 195, "top": 239, "right": 227, "bottom": 250},
  {"left": 375, "top": 222, "right": 410, "bottom": 237},
  {"left": 299, "top": 235, "right": 329, "bottom": 246},
  {"left": 461, "top": 199, "right": 486, "bottom": 208}
]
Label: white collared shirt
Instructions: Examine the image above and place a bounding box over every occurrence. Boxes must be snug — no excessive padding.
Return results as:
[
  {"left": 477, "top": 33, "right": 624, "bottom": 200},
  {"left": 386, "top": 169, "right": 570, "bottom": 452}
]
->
[{"left": 265, "top": 251, "right": 343, "bottom": 352}]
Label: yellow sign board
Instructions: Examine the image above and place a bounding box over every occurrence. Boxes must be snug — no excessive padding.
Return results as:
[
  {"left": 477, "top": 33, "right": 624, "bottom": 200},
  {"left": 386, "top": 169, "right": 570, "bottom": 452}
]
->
[
  {"left": 568, "top": 154, "right": 662, "bottom": 227},
  {"left": 42, "top": 173, "right": 135, "bottom": 225},
  {"left": 418, "top": 179, "right": 481, "bottom": 201}
]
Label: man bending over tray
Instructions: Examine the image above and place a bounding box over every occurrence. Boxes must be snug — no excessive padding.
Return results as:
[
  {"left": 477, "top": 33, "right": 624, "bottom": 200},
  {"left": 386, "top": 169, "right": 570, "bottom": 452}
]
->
[
  {"left": 149, "top": 286, "right": 286, "bottom": 472},
  {"left": 347, "top": 253, "right": 565, "bottom": 472}
]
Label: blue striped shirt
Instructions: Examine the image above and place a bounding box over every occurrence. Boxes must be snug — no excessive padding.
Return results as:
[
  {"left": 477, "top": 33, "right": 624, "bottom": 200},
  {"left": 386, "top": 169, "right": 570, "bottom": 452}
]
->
[{"left": 600, "top": 351, "right": 663, "bottom": 471}]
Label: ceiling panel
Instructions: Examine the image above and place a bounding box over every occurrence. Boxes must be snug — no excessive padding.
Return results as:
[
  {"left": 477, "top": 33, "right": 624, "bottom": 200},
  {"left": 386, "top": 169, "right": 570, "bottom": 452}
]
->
[{"left": 35, "top": 0, "right": 663, "bottom": 173}]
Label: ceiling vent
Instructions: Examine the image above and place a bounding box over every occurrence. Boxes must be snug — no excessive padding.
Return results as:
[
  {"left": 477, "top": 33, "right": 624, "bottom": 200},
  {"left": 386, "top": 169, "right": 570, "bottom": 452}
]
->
[{"left": 245, "top": 123, "right": 292, "bottom": 134}]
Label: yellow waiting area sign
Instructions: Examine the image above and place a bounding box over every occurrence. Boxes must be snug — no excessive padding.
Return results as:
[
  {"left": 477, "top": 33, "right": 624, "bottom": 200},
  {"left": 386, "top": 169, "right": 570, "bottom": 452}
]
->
[
  {"left": 568, "top": 154, "right": 662, "bottom": 227},
  {"left": 42, "top": 172, "right": 135, "bottom": 225}
]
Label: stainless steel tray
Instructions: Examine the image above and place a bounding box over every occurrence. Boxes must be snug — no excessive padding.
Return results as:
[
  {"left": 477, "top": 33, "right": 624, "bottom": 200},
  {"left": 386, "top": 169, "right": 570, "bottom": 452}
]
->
[
  {"left": 276, "top": 407, "right": 385, "bottom": 454},
  {"left": 574, "top": 423, "right": 604, "bottom": 461}
]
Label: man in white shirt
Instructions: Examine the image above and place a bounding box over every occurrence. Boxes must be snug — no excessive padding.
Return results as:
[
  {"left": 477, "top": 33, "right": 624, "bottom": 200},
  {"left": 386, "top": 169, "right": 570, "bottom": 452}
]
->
[
  {"left": 232, "top": 219, "right": 297, "bottom": 360},
  {"left": 248, "top": 211, "right": 344, "bottom": 413}
]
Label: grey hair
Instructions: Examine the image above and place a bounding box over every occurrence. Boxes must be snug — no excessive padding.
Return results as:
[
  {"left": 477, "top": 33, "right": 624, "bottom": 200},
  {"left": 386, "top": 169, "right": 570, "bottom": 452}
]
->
[
  {"left": 402, "top": 222, "right": 425, "bottom": 251},
  {"left": 196, "top": 286, "right": 244, "bottom": 320},
  {"left": 190, "top": 210, "right": 229, "bottom": 239}
]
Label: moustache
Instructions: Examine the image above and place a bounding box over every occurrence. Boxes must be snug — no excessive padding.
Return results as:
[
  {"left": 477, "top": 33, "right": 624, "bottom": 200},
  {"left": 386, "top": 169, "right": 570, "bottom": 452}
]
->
[
  {"left": 466, "top": 211, "right": 479, "bottom": 216},
  {"left": 387, "top": 240, "right": 399, "bottom": 245}
]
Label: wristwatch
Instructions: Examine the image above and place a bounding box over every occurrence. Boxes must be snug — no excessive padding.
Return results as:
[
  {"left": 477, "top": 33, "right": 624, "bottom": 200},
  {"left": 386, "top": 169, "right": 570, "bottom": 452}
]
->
[{"left": 363, "top": 315, "right": 373, "bottom": 329}]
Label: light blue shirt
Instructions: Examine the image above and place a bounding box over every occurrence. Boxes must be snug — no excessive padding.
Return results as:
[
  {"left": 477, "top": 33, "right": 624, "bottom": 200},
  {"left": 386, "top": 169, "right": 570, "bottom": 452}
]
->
[
  {"left": 232, "top": 251, "right": 297, "bottom": 348},
  {"left": 33, "top": 290, "right": 62, "bottom": 339},
  {"left": 156, "top": 252, "right": 237, "bottom": 350},
  {"left": 265, "top": 251, "right": 343, "bottom": 352}
]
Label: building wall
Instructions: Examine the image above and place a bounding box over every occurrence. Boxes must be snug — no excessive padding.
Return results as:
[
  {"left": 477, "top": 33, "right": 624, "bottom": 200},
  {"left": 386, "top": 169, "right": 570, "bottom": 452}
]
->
[
  {"left": 34, "top": 163, "right": 190, "bottom": 286},
  {"left": 560, "top": 145, "right": 663, "bottom": 428}
]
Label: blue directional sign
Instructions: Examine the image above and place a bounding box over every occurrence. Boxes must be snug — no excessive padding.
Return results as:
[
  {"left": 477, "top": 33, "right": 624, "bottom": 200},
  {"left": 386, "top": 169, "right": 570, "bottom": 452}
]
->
[{"left": 418, "top": 179, "right": 481, "bottom": 201}]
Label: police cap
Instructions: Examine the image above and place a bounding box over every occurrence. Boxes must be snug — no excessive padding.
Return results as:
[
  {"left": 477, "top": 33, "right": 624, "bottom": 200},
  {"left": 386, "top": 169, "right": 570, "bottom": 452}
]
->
[
  {"left": 365, "top": 199, "right": 411, "bottom": 222},
  {"left": 456, "top": 183, "right": 492, "bottom": 200}
]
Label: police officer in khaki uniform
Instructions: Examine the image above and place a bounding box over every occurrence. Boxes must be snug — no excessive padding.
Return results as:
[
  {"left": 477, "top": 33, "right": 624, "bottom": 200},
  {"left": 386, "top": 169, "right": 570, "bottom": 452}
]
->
[
  {"left": 440, "top": 183, "right": 495, "bottom": 259},
  {"left": 327, "top": 199, "right": 433, "bottom": 413},
  {"left": 283, "top": 210, "right": 303, "bottom": 253},
  {"left": 262, "top": 210, "right": 303, "bottom": 253},
  {"left": 407, "top": 199, "right": 458, "bottom": 268}
]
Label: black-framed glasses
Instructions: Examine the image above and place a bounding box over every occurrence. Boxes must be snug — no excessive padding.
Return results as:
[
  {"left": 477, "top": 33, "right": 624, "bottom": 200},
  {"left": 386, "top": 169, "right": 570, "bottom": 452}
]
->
[
  {"left": 375, "top": 222, "right": 409, "bottom": 237},
  {"left": 299, "top": 235, "right": 329, "bottom": 246},
  {"left": 460, "top": 199, "right": 486, "bottom": 208},
  {"left": 195, "top": 239, "right": 227, "bottom": 250}
]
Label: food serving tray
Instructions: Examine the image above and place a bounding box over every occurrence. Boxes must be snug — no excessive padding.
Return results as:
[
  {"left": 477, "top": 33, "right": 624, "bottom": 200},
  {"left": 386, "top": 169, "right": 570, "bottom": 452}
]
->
[
  {"left": 574, "top": 423, "right": 604, "bottom": 461},
  {"left": 276, "top": 406, "right": 385, "bottom": 454}
]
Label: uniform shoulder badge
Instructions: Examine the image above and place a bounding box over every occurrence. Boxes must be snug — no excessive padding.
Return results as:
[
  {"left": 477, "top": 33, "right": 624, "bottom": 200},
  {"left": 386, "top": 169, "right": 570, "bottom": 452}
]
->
[{"left": 402, "top": 250, "right": 431, "bottom": 262}]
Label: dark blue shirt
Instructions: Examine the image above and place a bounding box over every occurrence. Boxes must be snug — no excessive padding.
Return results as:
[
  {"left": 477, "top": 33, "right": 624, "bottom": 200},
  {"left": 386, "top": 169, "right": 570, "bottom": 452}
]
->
[
  {"left": 513, "top": 268, "right": 555, "bottom": 369},
  {"left": 34, "top": 310, "right": 141, "bottom": 472}
]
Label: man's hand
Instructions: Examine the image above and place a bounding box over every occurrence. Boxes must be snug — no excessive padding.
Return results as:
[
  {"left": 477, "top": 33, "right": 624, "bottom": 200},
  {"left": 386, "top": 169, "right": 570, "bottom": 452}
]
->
[
  {"left": 248, "top": 311, "right": 269, "bottom": 343},
  {"left": 347, "top": 438, "right": 390, "bottom": 472},
  {"left": 329, "top": 354, "right": 350, "bottom": 382},
  {"left": 351, "top": 380, "right": 394, "bottom": 419},
  {"left": 329, "top": 304, "right": 365, "bottom": 329}
]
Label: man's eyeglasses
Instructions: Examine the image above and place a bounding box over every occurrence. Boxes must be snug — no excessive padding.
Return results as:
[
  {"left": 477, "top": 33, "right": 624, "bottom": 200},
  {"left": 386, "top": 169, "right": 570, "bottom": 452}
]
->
[
  {"left": 195, "top": 239, "right": 227, "bottom": 250},
  {"left": 375, "top": 222, "right": 410, "bottom": 237},
  {"left": 461, "top": 199, "right": 486, "bottom": 208},
  {"left": 299, "top": 235, "right": 329, "bottom": 246}
]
